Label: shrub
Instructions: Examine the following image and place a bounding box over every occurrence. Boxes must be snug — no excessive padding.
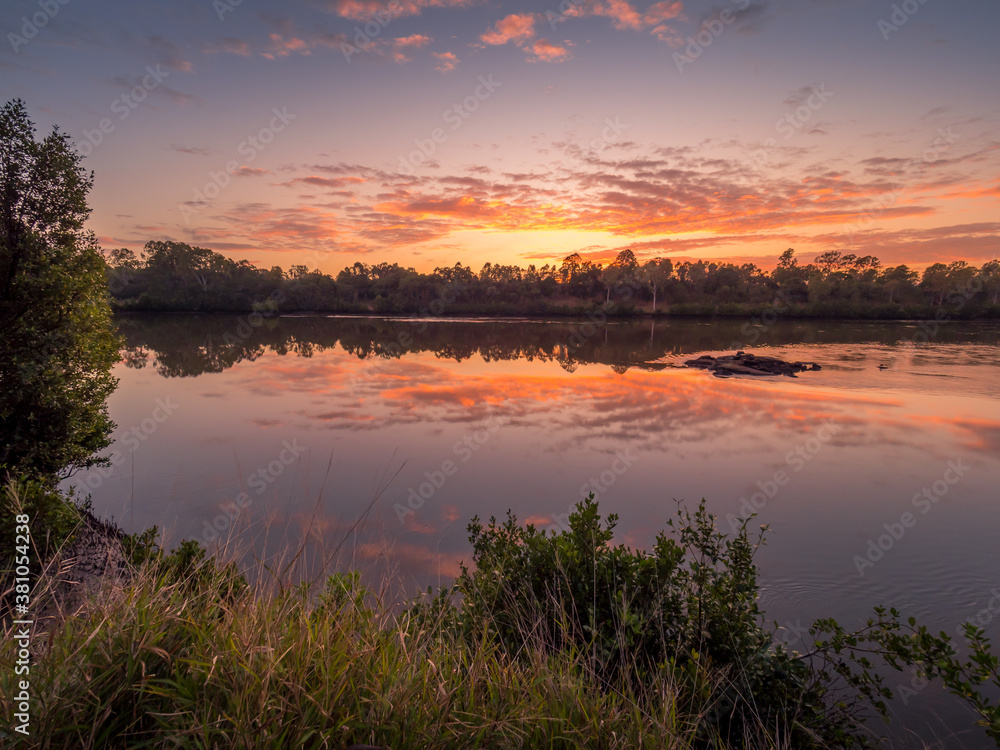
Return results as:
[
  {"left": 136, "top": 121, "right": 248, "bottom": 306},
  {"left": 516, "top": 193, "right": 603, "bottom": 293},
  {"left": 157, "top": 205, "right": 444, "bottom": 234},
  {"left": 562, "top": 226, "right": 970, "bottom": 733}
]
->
[
  {"left": 444, "top": 496, "right": 881, "bottom": 747},
  {"left": 0, "top": 478, "right": 84, "bottom": 560}
]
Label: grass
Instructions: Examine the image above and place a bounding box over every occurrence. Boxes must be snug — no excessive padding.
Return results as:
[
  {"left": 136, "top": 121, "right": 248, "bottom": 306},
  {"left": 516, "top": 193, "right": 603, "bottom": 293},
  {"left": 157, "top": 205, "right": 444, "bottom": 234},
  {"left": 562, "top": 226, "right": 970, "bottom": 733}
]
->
[{"left": 1, "top": 559, "right": 790, "bottom": 749}]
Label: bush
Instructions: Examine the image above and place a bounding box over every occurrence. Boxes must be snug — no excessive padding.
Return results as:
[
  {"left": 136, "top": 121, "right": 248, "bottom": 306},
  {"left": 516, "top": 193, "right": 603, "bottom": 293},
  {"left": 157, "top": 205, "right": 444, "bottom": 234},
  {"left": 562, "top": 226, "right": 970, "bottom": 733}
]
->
[
  {"left": 439, "top": 496, "right": 880, "bottom": 747},
  {"left": 0, "top": 478, "right": 84, "bottom": 561}
]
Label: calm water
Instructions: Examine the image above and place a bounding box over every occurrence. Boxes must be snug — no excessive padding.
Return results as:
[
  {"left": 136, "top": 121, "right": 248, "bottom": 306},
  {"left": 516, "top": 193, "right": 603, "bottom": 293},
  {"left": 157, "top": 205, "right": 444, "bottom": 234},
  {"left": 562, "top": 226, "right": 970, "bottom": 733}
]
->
[{"left": 68, "top": 314, "right": 1000, "bottom": 747}]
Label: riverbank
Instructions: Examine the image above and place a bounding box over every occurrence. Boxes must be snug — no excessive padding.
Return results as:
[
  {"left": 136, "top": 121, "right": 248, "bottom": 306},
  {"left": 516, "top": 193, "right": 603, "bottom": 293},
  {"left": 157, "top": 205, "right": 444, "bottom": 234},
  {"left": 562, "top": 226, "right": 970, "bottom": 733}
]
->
[{"left": 112, "top": 299, "right": 1000, "bottom": 321}]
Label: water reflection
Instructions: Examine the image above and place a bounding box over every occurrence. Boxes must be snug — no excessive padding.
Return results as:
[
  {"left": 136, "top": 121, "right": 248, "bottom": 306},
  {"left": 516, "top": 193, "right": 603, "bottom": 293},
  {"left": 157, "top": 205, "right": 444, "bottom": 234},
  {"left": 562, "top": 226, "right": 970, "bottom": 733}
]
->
[{"left": 117, "top": 313, "right": 1000, "bottom": 380}]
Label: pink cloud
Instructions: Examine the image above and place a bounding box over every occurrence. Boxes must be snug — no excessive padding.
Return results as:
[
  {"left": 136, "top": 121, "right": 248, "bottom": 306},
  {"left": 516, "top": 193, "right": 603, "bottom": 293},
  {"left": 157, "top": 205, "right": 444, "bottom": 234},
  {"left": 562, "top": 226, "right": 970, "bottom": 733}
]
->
[
  {"left": 592, "top": 0, "right": 643, "bottom": 31},
  {"left": 263, "top": 34, "right": 312, "bottom": 59},
  {"left": 234, "top": 167, "right": 272, "bottom": 178},
  {"left": 481, "top": 13, "right": 536, "bottom": 46},
  {"left": 528, "top": 38, "right": 572, "bottom": 63},
  {"left": 394, "top": 33, "right": 431, "bottom": 47},
  {"left": 331, "top": 0, "right": 477, "bottom": 21},
  {"left": 391, "top": 33, "right": 431, "bottom": 62},
  {"left": 651, "top": 23, "right": 683, "bottom": 46},
  {"left": 645, "top": 0, "right": 684, "bottom": 24},
  {"left": 564, "top": 0, "right": 685, "bottom": 39},
  {"left": 432, "top": 51, "right": 460, "bottom": 72}
]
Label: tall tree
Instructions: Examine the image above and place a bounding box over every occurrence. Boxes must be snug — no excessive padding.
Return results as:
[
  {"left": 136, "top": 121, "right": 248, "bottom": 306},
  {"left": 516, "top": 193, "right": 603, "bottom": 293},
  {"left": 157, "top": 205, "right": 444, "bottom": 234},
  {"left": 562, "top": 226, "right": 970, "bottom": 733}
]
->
[
  {"left": 602, "top": 249, "right": 639, "bottom": 303},
  {"left": 920, "top": 263, "right": 949, "bottom": 306},
  {"left": 0, "top": 99, "right": 120, "bottom": 480},
  {"left": 878, "top": 265, "right": 917, "bottom": 304},
  {"left": 642, "top": 257, "right": 673, "bottom": 313},
  {"left": 980, "top": 259, "right": 1000, "bottom": 306}
]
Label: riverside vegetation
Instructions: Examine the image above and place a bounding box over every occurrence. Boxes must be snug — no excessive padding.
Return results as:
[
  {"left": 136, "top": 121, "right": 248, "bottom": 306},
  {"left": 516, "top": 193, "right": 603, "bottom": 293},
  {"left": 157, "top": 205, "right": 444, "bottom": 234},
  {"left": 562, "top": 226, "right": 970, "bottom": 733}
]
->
[
  {"left": 103, "top": 241, "right": 1000, "bottom": 321},
  {"left": 1, "top": 484, "right": 999, "bottom": 748},
  {"left": 2, "top": 97, "right": 999, "bottom": 747}
]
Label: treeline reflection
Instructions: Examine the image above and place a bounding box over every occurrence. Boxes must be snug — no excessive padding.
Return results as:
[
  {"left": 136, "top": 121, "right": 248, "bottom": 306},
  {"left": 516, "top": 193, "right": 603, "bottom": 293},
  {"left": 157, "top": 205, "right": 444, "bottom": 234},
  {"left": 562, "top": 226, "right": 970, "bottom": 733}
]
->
[{"left": 117, "top": 314, "right": 1000, "bottom": 378}]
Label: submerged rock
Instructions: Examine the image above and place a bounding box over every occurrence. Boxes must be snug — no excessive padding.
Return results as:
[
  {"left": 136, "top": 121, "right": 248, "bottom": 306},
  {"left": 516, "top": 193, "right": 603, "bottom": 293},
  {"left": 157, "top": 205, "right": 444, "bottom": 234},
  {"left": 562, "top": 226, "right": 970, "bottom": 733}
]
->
[{"left": 684, "top": 352, "right": 821, "bottom": 378}]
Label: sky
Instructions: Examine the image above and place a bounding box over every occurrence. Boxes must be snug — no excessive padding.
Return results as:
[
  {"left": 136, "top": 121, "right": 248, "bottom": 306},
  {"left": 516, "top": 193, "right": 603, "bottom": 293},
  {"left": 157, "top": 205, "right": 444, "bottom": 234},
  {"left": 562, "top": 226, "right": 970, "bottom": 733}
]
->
[{"left": 2, "top": 0, "right": 999, "bottom": 274}]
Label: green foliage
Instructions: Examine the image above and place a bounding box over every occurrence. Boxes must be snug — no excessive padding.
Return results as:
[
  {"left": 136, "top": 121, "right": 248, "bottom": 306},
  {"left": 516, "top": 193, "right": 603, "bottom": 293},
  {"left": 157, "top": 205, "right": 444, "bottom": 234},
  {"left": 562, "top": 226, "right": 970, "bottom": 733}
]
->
[
  {"left": 124, "top": 532, "right": 248, "bottom": 598},
  {"left": 0, "top": 561, "right": 720, "bottom": 749},
  {"left": 811, "top": 608, "right": 1000, "bottom": 743},
  {"left": 100, "top": 231, "right": 1000, "bottom": 319},
  {"left": 447, "top": 497, "right": 881, "bottom": 747},
  {"left": 0, "top": 477, "right": 83, "bottom": 562},
  {"left": 0, "top": 99, "right": 120, "bottom": 481},
  {"left": 119, "top": 525, "right": 161, "bottom": 568}
]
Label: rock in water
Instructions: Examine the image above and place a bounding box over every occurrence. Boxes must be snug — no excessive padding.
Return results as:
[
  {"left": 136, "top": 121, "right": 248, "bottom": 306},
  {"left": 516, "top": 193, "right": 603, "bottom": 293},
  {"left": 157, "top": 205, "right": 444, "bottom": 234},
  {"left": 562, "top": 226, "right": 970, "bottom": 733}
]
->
[{"left": 683, "top": 352, "right": 821, "bottom": 378}]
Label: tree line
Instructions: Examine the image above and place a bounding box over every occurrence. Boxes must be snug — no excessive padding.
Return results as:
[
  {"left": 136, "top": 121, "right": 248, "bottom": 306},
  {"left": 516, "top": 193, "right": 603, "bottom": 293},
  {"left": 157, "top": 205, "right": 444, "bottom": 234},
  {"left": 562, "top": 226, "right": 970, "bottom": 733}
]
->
[{"left": 105, "top": 242, "right": 1000, "bottom": 319}]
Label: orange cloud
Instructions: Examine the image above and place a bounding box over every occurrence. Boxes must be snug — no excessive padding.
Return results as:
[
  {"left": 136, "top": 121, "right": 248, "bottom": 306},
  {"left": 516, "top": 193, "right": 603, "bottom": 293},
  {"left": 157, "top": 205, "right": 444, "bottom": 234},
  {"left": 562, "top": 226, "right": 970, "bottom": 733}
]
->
[
  {"left": 432, "top": 51, "right": 460, "bottom": 72},
  {"left": 645, "top": 0, "right": 684, "bottom": 24},
  {"left": 481, "top": 13, "right": 536, "bottom": 46},
  {"left": 561, "top": 0, "right": 684, "bottom": 41},
  {"left": 391, "top": 33, "right": 432, "bottom": 62},
  {"left": 262, "top": 35, "right": 312, "bottom": 59},
  {"left": 165, "top": 116, "right": 1000, "bottom": 267},
  {"left": 593, "top": 0, "right": 644, "bottom": 30},
  {"left": 528, "top": 39, "right": 572, "bottom": 63},
  {"left": 331, "top": 0, "right": 477, "bottom": 21},
  {"left": 945, "top": 182, "right": 1000, "bottom": 200},
  {"left": 395, "top": 33, "right": 431, "bottom": 47}
]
